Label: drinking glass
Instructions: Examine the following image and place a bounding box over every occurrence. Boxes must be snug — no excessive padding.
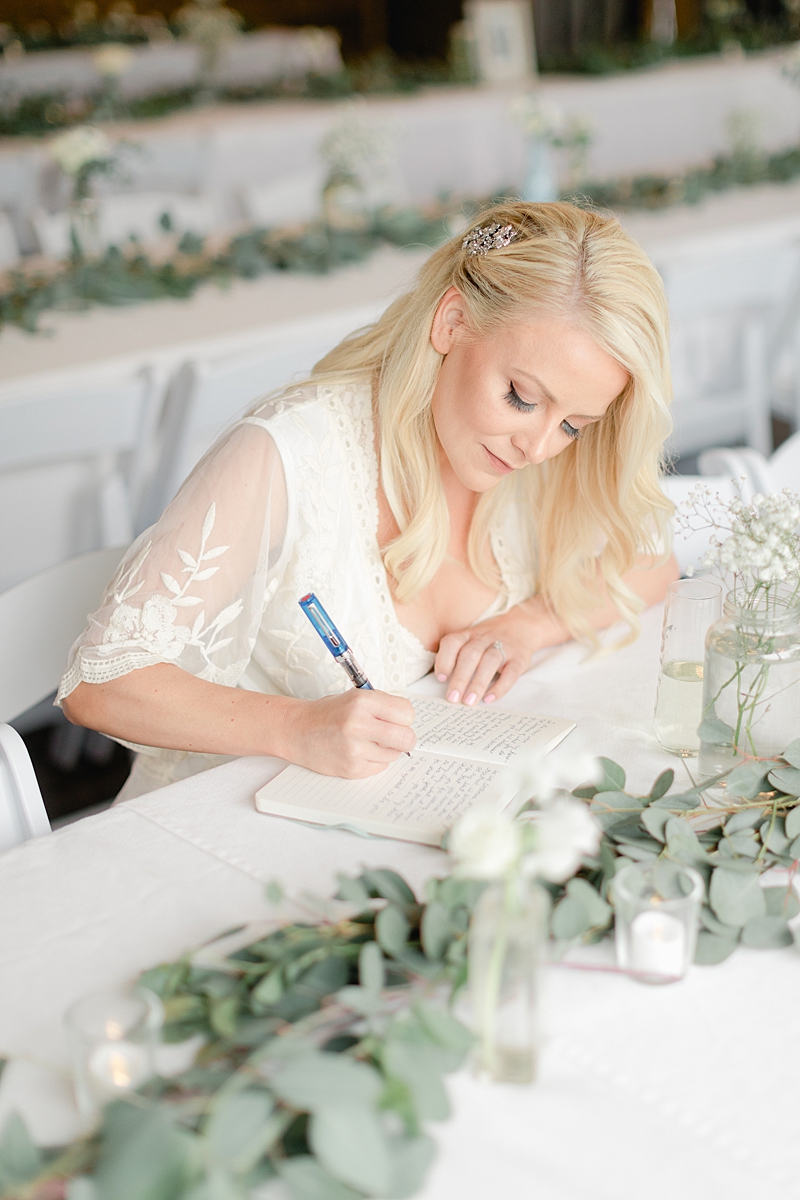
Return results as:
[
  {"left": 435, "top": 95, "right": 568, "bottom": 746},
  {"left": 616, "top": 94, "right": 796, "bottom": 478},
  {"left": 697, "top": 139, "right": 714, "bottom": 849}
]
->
[
  {"left": 65, "top": 986, "right": 163, "bottom": 1119},
  {"left": 612, "top": 861, "right": 703, "bottom": 984},
  {"left": 654, "top": 578, "right": 723, "bottom": 756}
]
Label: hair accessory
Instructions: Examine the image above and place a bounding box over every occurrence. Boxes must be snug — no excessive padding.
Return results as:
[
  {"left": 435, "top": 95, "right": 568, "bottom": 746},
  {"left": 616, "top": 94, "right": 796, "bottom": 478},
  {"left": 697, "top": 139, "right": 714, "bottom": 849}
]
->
[{"left": 462, "top": 221, "right": 518, "bottom": 257}]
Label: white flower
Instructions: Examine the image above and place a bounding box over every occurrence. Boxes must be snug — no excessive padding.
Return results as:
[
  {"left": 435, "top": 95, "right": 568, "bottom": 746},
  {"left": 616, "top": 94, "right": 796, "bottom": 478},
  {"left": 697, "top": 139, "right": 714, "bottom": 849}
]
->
[
  {"left": 522, "top": 795, "right": 600, "bottom": 883},
  {"left": 449, "top": 807, "right": 522, "bottom": 880},
  {"left": 93, "top": 43, "right": 134, "bottom": 77},
  {"left": 504, "top": 747, "right": 601, "bottom": 807},
  {"left": 510, "top": 93, "right": 565, "bottom": 141},
  {"left": 320, "top": 110, "right": 393, "bottom": 177},
  {"left": 49, "top": 126, "right": 112, "bottom": 176},
  {"left": 100, "top": 595, "right": 191, "bottom": 660}
]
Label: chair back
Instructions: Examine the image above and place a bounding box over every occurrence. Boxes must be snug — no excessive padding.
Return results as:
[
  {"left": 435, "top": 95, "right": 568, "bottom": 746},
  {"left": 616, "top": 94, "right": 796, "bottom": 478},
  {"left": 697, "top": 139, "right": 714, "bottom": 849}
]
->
[
  {"left": 0, "top": 723, "right": 50, "bottom": 853},
  {"left": 768, "top": 429, "right": 800, "bottom": 492},
  {"left": 141, "top": 303, "right": 381, "bottom": 523},
  {"left": 0, "top": 546, "right": 126, "bottom": 724}
]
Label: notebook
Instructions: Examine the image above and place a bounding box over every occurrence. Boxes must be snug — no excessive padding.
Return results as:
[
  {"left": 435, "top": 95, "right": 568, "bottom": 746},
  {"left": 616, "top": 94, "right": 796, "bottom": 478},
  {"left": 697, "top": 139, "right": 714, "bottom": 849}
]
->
[{"left": 254, "top": 696, "right": 575, "bottom": 846}]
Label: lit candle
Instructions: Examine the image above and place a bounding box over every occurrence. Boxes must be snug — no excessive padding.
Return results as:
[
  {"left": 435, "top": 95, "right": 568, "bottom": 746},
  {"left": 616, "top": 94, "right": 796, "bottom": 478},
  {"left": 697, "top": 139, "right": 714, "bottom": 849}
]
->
[
  {"left": 88, "top": 1040, "right": 150, "bottom": 1094},
  {"left": 629, "top": 909, "right": 686, "bottom": 979}
]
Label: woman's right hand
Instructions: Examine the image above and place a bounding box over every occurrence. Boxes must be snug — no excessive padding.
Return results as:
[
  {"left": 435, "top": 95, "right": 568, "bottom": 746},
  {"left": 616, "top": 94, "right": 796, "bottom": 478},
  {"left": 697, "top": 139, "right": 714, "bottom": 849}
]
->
[{"left": 280, "top": 689, "right": 417, "bottom": 778}]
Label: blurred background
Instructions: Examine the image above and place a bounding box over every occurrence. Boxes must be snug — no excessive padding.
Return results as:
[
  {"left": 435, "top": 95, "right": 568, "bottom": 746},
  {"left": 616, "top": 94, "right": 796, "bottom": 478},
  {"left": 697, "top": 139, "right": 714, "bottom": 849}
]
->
[{"left": 2, "top": 0, "right": 800, "bottom": 827}]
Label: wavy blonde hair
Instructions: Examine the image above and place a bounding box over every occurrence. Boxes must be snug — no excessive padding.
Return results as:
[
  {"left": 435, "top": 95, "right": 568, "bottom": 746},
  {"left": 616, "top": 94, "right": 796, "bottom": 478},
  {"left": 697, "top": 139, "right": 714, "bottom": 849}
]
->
[{"left": 309, "top": 200, "right": 673, "bottom": 643}]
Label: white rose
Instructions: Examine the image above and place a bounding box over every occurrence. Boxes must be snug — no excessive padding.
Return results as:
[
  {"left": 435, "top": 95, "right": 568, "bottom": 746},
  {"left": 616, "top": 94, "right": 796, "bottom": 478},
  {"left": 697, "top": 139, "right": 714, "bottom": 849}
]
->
[
  {"left": 522, "top": 795, "right": 600, "bottom": 883},
  {"left": 504, "top": 747, "right": 600, "bottom": 807},
  {"left": 449, "top": 807, "right": 521, "bottom": 880},
  {"left": 49, "top": 126, "right": 112, "bottom": 176}
]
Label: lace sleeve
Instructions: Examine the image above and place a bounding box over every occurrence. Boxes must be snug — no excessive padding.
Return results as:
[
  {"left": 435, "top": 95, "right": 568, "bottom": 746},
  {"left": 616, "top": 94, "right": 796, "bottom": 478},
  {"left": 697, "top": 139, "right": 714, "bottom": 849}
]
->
[{"left": 57, "top": 418, "right": 289, "bottom": 701}]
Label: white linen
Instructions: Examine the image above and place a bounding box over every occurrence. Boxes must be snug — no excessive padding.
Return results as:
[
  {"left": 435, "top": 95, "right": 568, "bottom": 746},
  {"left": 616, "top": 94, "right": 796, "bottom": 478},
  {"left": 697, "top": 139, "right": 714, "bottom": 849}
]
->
[{"left": 2, "top": 603, "right": 799, "bottom": 1199}]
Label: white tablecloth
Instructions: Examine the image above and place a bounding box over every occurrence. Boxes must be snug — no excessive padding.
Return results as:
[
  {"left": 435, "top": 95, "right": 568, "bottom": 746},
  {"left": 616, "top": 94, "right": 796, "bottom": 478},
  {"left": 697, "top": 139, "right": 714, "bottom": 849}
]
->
[{"left": 1, "top": 602, "right": 798, "bottom": 1199}]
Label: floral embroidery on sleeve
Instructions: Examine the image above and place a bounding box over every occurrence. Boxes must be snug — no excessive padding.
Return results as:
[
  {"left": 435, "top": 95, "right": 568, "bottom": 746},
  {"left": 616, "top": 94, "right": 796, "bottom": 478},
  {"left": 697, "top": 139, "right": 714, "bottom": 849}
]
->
[{"left": 98, "top": 503, "right": 244, "bottom": 667}]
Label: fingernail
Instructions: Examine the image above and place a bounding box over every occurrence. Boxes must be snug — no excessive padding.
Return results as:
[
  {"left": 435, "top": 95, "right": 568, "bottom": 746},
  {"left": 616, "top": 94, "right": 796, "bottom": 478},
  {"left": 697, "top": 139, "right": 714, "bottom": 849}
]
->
[
  {"left": 464, "top": 692, "right": 477, "bottom": 706},
  {"left": 447, "top": 689, "right": 460, "bottom": 703},
  {"left": 436, "top": 673, "right": 447, "bottom": 682},
  {"left": 484, "top": 694, "right": 496, "bottom": 704}
]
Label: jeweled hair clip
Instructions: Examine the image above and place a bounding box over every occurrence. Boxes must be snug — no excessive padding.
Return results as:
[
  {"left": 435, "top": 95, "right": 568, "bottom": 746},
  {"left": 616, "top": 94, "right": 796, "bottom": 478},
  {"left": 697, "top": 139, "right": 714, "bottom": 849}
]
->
[{"left": 462, "top": 221, "right": 518, "bottom": 257}]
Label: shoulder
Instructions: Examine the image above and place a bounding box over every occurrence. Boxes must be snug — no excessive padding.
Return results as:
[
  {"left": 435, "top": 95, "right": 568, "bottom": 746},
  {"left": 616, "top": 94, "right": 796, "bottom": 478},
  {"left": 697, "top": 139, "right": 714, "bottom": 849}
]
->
[{"left": 247, "top": 378, "right": 372, "bottom": 431}]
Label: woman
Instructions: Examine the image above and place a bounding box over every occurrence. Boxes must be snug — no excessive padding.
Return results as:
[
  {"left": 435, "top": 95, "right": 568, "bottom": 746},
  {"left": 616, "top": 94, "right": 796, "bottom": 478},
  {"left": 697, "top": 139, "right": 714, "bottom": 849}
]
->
[{"left": 60, "top": 202, "right": 679, "bottom": 798}]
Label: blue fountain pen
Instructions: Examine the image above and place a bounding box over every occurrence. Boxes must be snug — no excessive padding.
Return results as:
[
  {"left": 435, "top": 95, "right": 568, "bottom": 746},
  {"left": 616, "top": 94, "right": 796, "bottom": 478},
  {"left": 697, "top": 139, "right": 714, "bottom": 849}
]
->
[{"left": 299, "top": 592, "right": 374, "bottom": 690}]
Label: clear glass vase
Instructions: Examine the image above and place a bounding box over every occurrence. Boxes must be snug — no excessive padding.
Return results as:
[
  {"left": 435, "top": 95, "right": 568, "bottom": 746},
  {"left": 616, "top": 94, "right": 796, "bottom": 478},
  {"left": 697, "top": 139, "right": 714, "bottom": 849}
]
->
[
  {"left": 468, "top": 875, "right": 548, "bottom": 1084},
  {"left": 699, "top": 589, "right": 800, "bottom": 779},
  {"left": 69, "top": 196, "right": 102, "bottom": 259}
]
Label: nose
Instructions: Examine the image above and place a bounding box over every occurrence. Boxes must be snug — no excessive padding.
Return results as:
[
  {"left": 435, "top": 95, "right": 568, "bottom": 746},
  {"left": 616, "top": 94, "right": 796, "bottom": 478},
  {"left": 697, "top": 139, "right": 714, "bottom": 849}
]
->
[{"left": 511, "top": 413, "right": 562, "bottom": 465}]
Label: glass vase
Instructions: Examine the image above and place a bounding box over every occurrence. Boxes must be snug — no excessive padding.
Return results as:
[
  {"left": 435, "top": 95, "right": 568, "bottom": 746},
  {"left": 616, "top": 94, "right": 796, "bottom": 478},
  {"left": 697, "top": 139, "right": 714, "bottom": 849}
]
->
[
  {"left": 522, "top": 138, "right": 558, "bottom": 204},
  {"left": 69, "top": 197, "right": 102, "bottom": 259},
  {"left": 322, "top": 171, "right": 370, "bottom": 232},
  {"left": 468, "top": 874, "right": 547, "bottom": 1084},
  {"left": 699, "top": 588, "right": 800, "bottom": 779}
]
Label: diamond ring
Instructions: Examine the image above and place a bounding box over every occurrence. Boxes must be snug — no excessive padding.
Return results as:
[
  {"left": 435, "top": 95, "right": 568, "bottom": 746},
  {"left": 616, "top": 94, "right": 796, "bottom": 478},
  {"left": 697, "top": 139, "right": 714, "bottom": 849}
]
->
[{"left": 491, "top": 640, "right": 505, "bottom": 665}]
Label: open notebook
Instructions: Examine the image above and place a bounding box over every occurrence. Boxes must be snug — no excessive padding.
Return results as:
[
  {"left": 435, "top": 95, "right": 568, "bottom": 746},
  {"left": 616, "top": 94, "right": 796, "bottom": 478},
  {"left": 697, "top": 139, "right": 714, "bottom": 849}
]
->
[{"left": 255, "top": 696, "right": 575, "bottom": 846}]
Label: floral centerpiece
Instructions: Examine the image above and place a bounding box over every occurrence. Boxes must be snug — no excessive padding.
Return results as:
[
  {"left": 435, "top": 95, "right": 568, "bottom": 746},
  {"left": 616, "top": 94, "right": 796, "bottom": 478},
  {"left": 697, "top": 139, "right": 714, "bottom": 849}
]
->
[
  {"left": 48, "top": 125, "right": 116, "bottom": 258},
  {"left": 679, "top": 485, "right": 800, "bottom": 778},
  {"left": 319, "top": 110, "right": 395, "bottom": 231},
  {"left": 509, "top": 93, "right": 593, "bottom": 201}
]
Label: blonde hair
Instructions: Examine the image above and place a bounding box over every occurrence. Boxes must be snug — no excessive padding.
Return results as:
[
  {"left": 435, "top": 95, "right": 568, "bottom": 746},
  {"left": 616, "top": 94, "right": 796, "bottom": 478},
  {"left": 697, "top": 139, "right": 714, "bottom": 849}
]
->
[{"left": 310, "top": 200, "right": 673, "bottom": 644}]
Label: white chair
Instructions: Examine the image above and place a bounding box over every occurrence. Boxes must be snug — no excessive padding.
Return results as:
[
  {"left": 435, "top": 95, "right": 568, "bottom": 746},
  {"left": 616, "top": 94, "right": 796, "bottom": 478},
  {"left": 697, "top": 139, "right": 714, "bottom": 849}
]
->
[
  {"left": 141, "top": 304, "right": 382, "bottom": 523},
  {"left": 0, "top": 211, "right": 20, "bottom": 268},
  {"left": 0, "top": 724, "right": 50, "bottom": 854},
  {"left": 0, "top": 365, "right": 160, "bottom": 592},
  {"left": 698, "top": 428, "right": 800, "bottom": 495},
  {"left": 0, "top": 546, "right": 126, "bottom": 851}
]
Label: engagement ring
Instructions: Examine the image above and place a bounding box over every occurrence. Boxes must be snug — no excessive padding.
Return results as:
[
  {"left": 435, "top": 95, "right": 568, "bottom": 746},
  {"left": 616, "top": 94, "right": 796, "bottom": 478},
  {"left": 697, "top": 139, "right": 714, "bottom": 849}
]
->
[{"left": 491, "top": 640, "right": 505, "bottom": 665}]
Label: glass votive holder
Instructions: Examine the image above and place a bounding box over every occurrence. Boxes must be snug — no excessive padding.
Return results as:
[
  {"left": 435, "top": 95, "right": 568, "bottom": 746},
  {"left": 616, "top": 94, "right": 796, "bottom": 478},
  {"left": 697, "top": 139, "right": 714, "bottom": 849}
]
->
[
  {"left": 612, "top": 862, "right": 703, "bottom": 984},
  {"left": 65, "top": 986, "right": 163, "bottom": 1120},
  {"left": 654, "top": 578, "right": 723, "bottom": 757}
]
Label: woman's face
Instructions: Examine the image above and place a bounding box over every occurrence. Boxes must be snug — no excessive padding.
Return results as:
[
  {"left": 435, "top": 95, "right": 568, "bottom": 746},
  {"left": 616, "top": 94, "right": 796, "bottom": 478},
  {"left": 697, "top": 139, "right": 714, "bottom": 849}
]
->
[{"left": 429, "top": 287, "right": 629, "bottom": 493}]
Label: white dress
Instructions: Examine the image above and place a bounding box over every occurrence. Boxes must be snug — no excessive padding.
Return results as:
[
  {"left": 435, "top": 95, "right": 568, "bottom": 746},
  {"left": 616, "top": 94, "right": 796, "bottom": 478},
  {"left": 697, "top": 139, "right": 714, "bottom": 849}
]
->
[{"left": 57, "top": 380, "right": 537, "bottom": 799}]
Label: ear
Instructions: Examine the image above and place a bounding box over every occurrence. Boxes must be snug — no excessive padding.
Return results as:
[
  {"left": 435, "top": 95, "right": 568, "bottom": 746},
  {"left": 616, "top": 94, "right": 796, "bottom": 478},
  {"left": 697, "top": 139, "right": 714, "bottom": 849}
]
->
[{"left": 430, "top": 287, "right": 467, "bottom": 355}]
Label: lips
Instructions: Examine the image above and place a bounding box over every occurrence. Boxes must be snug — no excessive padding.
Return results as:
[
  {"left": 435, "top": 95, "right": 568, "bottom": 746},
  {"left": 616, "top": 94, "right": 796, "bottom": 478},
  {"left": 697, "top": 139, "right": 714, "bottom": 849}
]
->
[{"left": 483, "top": 445, "right": 515, "bottom": 474}]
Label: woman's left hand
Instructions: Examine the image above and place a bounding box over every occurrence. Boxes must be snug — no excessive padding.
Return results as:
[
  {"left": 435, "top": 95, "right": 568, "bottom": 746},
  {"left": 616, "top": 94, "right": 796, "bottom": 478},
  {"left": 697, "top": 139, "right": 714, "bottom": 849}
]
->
[{"left": 434, "top": 597, "right": 566, "bottom": 706}]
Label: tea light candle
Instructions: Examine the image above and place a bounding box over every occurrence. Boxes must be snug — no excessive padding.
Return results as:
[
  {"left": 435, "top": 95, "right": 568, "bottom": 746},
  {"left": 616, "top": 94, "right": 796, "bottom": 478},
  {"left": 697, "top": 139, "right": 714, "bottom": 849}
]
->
[
  {"left": 88, "top": 1039, "right": 149, "bottom": 1093},
  {"left": 629, "top": 909, "right": 686, "bottom": 979}
]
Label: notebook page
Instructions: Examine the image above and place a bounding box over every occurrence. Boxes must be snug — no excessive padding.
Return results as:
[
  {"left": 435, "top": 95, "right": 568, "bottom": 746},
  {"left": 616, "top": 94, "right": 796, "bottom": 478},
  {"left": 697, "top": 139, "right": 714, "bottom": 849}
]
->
[
  {"left": 255, "top": 752, "right": 513, "bottom": 846},
  {"left": 409, "top": 695, "right": 574, "bottom": 765}
]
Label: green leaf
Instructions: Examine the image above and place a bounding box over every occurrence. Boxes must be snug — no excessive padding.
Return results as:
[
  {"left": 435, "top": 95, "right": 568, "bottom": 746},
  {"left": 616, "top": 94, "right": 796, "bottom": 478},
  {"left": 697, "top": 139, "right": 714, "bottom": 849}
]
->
[
  {"left": 205, "top": 1090, "right": 275, "bottom": 1173},
  {"left": 384, "top": 1134, "right": 437, "bottom": 1200},
  {"left": 589, "top": 791, "right": 640, "bottom": 829},
  {"left": 785, "top": 804, "right": 800, "bottom": 840},
  {"left": 0, "top": 1112, "right": 42, "bottom": 1187},
  {"left": 768, "top": 766, "right": 800, "bottom": 796},
  {"left": 709, "top": 868, "right": 767, "bottom": 927},
  {"left": 596, "top": 757, "right": 626, "bottom": 792},
  {"left": 420, "top": 900, "right": 451, "bottom": 962},
  {"left": 650, "top": 793, "right": 700, "bottom": 810},
  {"left": 382, "top": 1040, "right": 450, "bottom": 1121},
  {"left": 376, "top": 904, "right": 411, "bottom": 957},
  {"left": 640, "top": 806, "right": 670, "bottom": 842},
  {"left": 565, "top": 877, "right": 612, "bottom": 927},
  {"left": 700, "top": 905, "right": 741, "bottom": 939},
  {"left": 665, "top": 817, "right": 707, "bottom": 864},
  {"left": 694, "top": 930, "right": 738, "bottom": 964},
  {"left": 551, "top": 894, "right": 591, "bottom": 940},
  {"left": 725, "top": 830, "right": 760, "bottom": 858},
  {"left": 360, "top": 869, "right": 416, "bottom": 907},
  {"left": 697, "top": 716, "right": 734, "bottom": 746},
  {"left": 272, "top": 1052, "right": 384, "bottom": 1112},
  {"left": 309, "top": 1105, "right": 392, "bottom": 1196},
  {"left": 93, "top": 1102, "right": 197, "bottom": 1200},
  {"left": 335, "top": 874, "right": 372, "bottom": 910},
  {"left": 648, "top": 769, "right": 674, "bottom": 802},
  {"left": 265, "top": 880, "right": 284, "bottom": 905},
  {"left": 763, "top": 886, "right": 800, "bottom": 919},
  {"left": 725, "top": 808, "right": 763, "bottom": 835},
  {"left": 760, "top": 816, "right": 789, "bottom": 854},
  {"left": 412, "top": 1002, "right": 473, "bottom": 1060},
  {"left": 336, "top": 985, "right": 381, "bottom": 1016},
  {"left": 359, "top": 941, "right": 385, "bottom": 993},
  {"left": 783, "top": 738, "right": 800, "bottom": 769},
  {"left": 251, "top": 967, "right": 283, "bottom": 1008},
  {"left": 741, "top": 915, "right": 793, "bottom": 948},
  {"left": 209, "top": 995, "right": 239, "bottom": 1038},
  {"left": 724, "top": 761, "right": 772, "bottom": 800},
  {"left": 653, "top": 859, "right": 696, "bottom": 901},
  {"left": 278, "top": 1156, "right": 363, "bottom": 1200}
]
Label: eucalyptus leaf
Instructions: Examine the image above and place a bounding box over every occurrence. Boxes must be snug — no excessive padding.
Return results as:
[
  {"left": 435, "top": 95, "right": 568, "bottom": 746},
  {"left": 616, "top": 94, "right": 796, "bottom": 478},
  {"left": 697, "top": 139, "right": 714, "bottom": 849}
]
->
[
  {"left": 551, "top": 894, "right": 591, "bottom": 940},
  {"left": 725, "top": 830, "right": 760, "bottom": 858},
  {"left": 709, "top": 868, "right": 767, "bottom": 927},
  {"left": 412, "top": 1002, "right": 473, "bottom": 1059},
  {"left": 0, "top": 1112, "right": 42, "bottom": 1187},
  {"left": 650, "top": 794, "right": 700, "bottom": 810},
  {"left": 271, "top": 1052, "right": 384, "bottom": 1112},
  {"left": 640, "top": 806, "right": 670, "bottom": 842},
  {"left": 181, "top": 1169, "right": 242, "bottom": 1200},
  {"left": 335, "top": 875, "right": 372, "bottom": 910},
  {"left": 697, "top": 716, "right": 734, "bottom": 746},
  {"left": 790, "top": 834, "right": 800, "bottom": 859},
  {"left": 613, "top": 842, "right": 659, "bottom": 862},
  {"left": 648, "top": 769, "right": 675, "bottom": 802},
  {"left": 596, "top": 758, "right": 626, "bottom": 792},
  {"left": 785, "top": 804, "right": 800, "bottom": 840},
  {"left": 759, "top": 816, "right": 789, "bottom": 854},
  {"left": 700, "top": 905, "right": 741, "bottom": 940},
  {"left": 251, "top": 968, "right": 283, "bottom": 1009},
  {"left": 589, "top": 791, "right": 639, "bottom": 828},
  {"left": 382, "top": 1040, "right": 450, "bottom": 1121},
  {"left": 723, "top": 761, "right": 772, "bottom": 800},
  {"left": 768, "top": 766, "right": 800, "bottom": 796},
  {"left": 204, "top": 1090, "right": 275, "bottom": 1173},
  {"left": 665, "top": 817, "right": 707, "bottom": 864},
  {"left": 376, "top": 905, "right": 411, "bottom": 957},
  {"left": 278, "top": 1156, "right": 363, "bottom": 1200},
  {"left": 724, "top": 808, "right": 763, "bottom": 835},
  {"left": 209, "top": 995, "right": 239, "bottom": 1039},
  {"left": 565, "top": 877, "right": 612, "bottom": 927},
  {"left": 309, "top": 1105, "right": 392, "bottom": 1196},
  {"left": 694, "top": 930, "right": 738, "bottom": 964},
  {"left": 783, "top": 738, "right": 800, "bottom": 769},
  {"left": 360, "top": 869, "right": 416, "bottom": 907},
  {"left": 93, "top": 1102, "right": 197, "bottom": 1200},
  {"left": 763, "top": 886, "right": 800, "bottom": 919},
  {"left": 740, "top": 915, "right": 793, "bottom": 948},
  {"left": 359, "top": 941, "right": 385, "bottom": 993},
  {"left": 265, "top": 880, "right": 284, "bottom": 906},
  {"left": 336, "top": 985, "right": 381, "bottom": 1016},
  {"left": 384, "top": 1135, "right": 437, "bottom": 1200},
  {"left": 420, "top": 901, "right": 451, "bottom": 962}
]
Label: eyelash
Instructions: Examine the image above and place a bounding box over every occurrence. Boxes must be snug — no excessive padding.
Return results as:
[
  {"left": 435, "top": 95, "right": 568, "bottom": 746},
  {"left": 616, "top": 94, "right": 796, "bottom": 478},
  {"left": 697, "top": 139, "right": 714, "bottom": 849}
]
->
[{"left": 505, "top": 383, "right": 582, "bottom": 440}]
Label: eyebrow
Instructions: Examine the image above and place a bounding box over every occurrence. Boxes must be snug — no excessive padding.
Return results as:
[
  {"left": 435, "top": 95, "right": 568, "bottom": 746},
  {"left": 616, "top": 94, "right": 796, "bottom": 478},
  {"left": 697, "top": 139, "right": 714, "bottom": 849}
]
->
[{"left": 512, "top": 369, "right": 605, "bottom": 422}]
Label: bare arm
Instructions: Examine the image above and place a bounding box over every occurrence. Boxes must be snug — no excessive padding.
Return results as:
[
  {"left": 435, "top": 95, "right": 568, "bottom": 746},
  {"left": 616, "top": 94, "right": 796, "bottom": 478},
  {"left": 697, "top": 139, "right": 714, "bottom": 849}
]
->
[
  {"left": 435, "top": 553, "right": 681, "bottom": 706},
  {"left": 62, "top": 667, "right": 416, "bottom": 778}
]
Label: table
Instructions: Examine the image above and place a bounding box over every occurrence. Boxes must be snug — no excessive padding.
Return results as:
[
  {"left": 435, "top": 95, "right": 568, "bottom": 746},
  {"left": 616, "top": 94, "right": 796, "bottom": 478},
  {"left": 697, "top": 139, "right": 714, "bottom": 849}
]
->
[{"left": 1, "top": 601, "right": 798, "bottom": 1200}]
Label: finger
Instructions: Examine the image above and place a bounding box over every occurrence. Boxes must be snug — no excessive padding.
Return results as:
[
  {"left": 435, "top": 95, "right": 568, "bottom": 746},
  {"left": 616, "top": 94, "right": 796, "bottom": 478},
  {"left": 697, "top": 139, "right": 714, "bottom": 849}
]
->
[
  {"left": 483, "top": 661, "right": 521, "bottom": 704},
  {"left": 445, "top": 638, "right": 492, "bottom": 704},
  {"left": 460, "top": 644, "right": 507, "bottom": 706},
  {"left": 370, "top": 717, "right": 417, "bottom": 753},
  {"left": 434, "top": 630, "right": 471, "bottom": 682},
  {"left": 365, "top": 690, "right": 416, "bottom": 726}
]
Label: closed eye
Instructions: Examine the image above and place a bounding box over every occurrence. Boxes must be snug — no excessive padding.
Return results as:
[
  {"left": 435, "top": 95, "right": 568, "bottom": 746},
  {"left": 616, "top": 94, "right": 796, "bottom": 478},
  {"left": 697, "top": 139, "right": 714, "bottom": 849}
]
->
[
  {"left": 561, "top": 420, "right": 581, "bottom": 441},
  {"left": 505, "top": 382, "right": 536, "bottom": 413}
]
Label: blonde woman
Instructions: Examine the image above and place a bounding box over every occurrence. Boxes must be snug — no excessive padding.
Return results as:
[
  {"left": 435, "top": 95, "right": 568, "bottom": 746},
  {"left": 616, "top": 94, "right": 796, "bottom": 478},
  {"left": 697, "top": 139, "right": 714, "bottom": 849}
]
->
[{"left": 60, "top": 202, "right": 679, "bottom": 798}]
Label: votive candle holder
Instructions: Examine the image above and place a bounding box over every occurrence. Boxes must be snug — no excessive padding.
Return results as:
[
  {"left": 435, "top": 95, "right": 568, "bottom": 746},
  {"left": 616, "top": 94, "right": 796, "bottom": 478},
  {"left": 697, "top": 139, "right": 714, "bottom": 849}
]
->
[
  {"left": 65, "top": 985, "right": 163, "bottom": 1120},
  {"left": 612, "top": 862, "right": 703, "bottom": 984}
]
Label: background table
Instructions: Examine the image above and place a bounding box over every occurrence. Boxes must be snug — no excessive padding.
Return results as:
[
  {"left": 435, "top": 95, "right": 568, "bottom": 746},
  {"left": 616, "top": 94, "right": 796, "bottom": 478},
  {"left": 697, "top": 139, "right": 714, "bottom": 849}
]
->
[{"left": 1, "top": 601, "right": 798, "bottom": 1200}]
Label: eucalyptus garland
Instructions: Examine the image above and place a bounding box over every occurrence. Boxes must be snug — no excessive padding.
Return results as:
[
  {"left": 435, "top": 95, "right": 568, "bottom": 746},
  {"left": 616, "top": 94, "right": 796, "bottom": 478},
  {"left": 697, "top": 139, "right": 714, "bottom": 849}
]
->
[{"left": 1, "top": 750, "right": 799, "bottom": 1199}]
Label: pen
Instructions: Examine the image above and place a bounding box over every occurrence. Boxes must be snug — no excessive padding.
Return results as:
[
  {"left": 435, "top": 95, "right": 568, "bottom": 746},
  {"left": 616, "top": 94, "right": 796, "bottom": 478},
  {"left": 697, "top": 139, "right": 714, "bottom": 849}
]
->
[{"left": 299, "top": 592, "right": 374, "bottom": 689}]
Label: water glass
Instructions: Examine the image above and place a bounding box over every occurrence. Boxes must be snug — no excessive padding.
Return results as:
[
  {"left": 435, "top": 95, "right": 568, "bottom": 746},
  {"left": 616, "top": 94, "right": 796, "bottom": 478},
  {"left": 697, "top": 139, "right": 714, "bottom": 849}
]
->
[
  {"left": 65, "top": 986, "right": 163, "bottom": 1119},
  {"left": 612, "top": 861, "right": 703, "bottom": 984},
  {"left": 654, "top": 578, "right": 723, "bottom": 756}
]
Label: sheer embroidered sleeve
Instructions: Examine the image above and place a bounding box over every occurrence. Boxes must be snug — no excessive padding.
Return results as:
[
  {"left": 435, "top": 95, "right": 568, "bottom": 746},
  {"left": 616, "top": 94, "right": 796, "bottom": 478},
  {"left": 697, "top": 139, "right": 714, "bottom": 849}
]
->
[{"left": 57, "top": 417, "right": 289, "bottom": 701}]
